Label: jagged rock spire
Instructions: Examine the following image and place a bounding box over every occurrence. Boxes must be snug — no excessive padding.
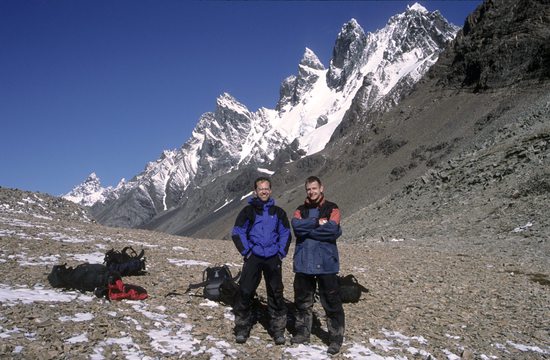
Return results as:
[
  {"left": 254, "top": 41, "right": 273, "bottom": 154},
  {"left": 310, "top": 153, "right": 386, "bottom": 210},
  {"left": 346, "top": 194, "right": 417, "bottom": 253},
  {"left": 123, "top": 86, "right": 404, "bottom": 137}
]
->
[
  {"left": 300, "top": 47, "right": 325, "bottom": 70},
  {"left": 277, "top": 48, "right": 326, "bottom": 110},
  {"left": 327, "top": 19, "right": 367, "bottom": 90}
]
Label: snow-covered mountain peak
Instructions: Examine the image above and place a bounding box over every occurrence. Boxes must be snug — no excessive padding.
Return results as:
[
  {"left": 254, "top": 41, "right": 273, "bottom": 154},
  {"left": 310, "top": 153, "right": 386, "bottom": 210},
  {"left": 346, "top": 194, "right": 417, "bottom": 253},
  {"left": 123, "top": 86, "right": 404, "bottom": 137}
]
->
[
  {"left": 388, "top": 3, "right": 441, "bottom": 27},
  {"left": 276, "top": 48, "right": 328, "bottom": 112},
  {"left": 71, "top": 172, "right": 101, "bottom": 192},
  {"left": 115, "top": 178, "right": 126, "bottom": 188},
  {"left": 63, "top": 172, "right": 111, "bottom": 207},
  {"left": 327, "top": 19, "right": 367, "bottom": 90},
  {"left": 281, "top": 6, "right": 459, "bottom": 155},
  {"left": 67, "top": 5, "right": 460, "bottom": 230},
  {"left": 215, "top": 93, "right": 251, "bottom": 116},
  {"left": 300, "top": 48, "right": 325, "bottom": 70},
  {"left": 86, "top": 172, "right": 100, "bottom": 183},
  {"left": 344, "top": 18, "right": 362, "bottom": 32},
  {"left": 384, "top": 4, "right": 460, "bottom": 63},
  {"left": 336, "top": 18, "right": 366, "bottom": 49},
  {"left": 407, "top": 3, "right": 428, "bottom": 14}
]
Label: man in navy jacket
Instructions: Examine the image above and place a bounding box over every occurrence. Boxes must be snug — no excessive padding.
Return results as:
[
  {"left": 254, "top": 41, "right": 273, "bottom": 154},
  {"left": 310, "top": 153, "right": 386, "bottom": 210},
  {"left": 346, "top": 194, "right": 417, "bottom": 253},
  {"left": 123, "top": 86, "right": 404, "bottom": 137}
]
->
[
  {"left": 291, "top": 176, "right": 345, "bottom": 355},
  {"left": 231, "top": 177, "right": 291, "bottom": 345}
]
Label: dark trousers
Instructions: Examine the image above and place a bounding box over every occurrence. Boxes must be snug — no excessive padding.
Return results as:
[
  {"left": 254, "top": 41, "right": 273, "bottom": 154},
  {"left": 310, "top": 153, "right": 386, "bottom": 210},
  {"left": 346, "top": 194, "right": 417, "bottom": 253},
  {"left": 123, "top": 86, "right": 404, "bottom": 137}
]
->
[
  {"left": 233, "top": 254, "right": 287, "bottom": 336},
  {"left": 293, "top": 272, "right": 345, "bottom": 345}
]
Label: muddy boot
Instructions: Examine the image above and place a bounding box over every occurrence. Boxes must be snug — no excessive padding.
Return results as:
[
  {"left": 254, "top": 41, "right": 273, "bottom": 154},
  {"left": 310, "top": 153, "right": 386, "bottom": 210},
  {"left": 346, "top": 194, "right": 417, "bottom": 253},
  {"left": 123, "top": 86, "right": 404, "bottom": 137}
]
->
[
  {"left": 290, "top": 331, "right": 310, "bottom": 345},
  {"left": 327, "top": 342, "right": 341, "bottom": 355},
  {"left": 273, "top": 333, "right": 286, "bottom": 345},
  {"left": 235, "top": 327, "right": 250, "bottom": 344}
]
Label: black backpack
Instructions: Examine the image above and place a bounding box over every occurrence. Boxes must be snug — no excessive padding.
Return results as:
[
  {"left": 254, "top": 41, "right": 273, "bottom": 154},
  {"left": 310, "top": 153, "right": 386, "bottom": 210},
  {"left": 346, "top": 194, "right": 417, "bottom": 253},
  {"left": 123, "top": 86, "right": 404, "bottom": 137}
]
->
[
  {"left": 338, "top": 274, "right": 368, "bottom": 303},
  {"left": 104, "top": 247, "right": 146, "bottom": 276},
  {"left": 185, "top": 265, "right": 240, "bottom": 305},
  {"left": 48, "top": 263, "right": 120, "bottom": 295}
]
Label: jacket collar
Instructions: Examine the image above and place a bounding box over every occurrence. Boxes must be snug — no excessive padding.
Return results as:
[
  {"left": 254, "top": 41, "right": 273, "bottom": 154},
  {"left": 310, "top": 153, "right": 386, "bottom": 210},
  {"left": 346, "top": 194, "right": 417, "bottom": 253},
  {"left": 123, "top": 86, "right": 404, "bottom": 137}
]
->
[
  {"left": 304, "top": 194, "right": 325, "bottom": 208},
  {"left": 249, "top": 196, "right": 274, "bottom": 210}
]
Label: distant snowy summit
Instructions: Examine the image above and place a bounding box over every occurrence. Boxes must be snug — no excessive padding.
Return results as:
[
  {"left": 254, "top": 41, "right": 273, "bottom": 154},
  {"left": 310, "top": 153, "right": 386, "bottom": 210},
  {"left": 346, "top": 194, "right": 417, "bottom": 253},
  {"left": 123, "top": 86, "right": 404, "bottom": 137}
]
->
[
  {"left": 63, "top": 173, "right": 123, "bottom": 207},
  {"left": 65, "top": 3, "right": 460, "bottom": 228}
]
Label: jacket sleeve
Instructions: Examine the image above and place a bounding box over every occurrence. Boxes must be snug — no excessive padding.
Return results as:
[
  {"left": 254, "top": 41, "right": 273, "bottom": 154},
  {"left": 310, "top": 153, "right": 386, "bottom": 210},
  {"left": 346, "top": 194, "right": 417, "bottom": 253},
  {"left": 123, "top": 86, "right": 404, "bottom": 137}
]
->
[
  {"left": 231, "top": 207, "right": 251, "bottom": 256},
  {"left": 308, "top": 221, "right": 342, "bottom": 243},
  {"left": 277, "top": 209, "right": 292, "bottom": 258},
  {"left": 306, "top": 206, "right": 342, "bottom": 243},
  {"left": 291, "top": 216, "right": 318, "bottom": 239}
]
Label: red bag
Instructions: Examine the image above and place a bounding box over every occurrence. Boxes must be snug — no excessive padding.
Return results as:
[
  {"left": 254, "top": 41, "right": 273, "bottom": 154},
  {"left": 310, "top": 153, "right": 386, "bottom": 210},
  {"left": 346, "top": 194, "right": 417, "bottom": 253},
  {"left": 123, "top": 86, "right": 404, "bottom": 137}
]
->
[{"left": 108, "top": 279, "right": 148, "bottom": 300}]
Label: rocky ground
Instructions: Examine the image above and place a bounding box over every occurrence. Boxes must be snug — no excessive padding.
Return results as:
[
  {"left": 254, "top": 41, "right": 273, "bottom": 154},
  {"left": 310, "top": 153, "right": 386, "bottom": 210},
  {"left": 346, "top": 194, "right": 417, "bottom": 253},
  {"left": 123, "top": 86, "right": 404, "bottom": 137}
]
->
[{"left": 0, "top": 188, "right": 548, "bottom": 359}]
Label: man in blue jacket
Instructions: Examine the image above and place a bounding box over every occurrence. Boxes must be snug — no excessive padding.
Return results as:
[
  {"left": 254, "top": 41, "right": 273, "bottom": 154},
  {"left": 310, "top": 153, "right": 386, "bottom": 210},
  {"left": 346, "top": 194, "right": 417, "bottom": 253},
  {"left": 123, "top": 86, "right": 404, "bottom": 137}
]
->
[
  {"left": 291, "top": 176, "right": 345, "bottom": 355},
  {"left": 231, "top": 177, "right": 291, "bottom": 345}
]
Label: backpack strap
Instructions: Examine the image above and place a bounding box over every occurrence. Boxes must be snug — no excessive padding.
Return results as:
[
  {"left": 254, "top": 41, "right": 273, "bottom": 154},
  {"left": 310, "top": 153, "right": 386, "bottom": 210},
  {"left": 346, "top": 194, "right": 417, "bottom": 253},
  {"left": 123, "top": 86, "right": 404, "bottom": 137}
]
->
[
  {"left": 184, "top": 279, "right": 209, "bottom": 293},
  {"left": 123, "top": 247, "right": 145, "bottom": 260},
  {"left": 349, "top": 274, "right": 368, "bottom": 292},
  {"left": 182, "top": 267, "right": 211, "bottom": 295},
  {"left": 221, "top": 264, "right": 232, "bottom": 278},
  {"left": 232, "top": 270, "right": 241, "bottom": 282},
  {"left": 340, "top": 274, "right": 369, "bottom": 293},
  {"left": 122, "top": 246, "right": 137, "bottom": 257},
  {"left": 244, "top": 206, "right": 256, "bottom": 240},
  {"left": 183, "top": 265, "right": 237, "bottom": 294}
]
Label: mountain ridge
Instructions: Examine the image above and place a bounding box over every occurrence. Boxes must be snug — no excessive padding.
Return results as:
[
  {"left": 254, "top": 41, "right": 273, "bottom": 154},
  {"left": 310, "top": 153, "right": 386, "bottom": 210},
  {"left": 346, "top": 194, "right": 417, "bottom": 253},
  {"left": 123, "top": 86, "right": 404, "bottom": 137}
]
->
[
  {"left": 64, "top": 3, "right": 460, "bottom": 234},
  {"left": 167, "top": 0, "right": 550, "bottom": 241}
]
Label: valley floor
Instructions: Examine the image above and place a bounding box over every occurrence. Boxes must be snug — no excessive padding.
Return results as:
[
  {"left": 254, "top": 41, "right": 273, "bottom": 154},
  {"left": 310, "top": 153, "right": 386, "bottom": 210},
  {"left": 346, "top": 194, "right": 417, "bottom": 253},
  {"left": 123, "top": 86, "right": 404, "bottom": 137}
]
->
[{"left": 0, "top": 208, "right": 548, "bottom": 359}]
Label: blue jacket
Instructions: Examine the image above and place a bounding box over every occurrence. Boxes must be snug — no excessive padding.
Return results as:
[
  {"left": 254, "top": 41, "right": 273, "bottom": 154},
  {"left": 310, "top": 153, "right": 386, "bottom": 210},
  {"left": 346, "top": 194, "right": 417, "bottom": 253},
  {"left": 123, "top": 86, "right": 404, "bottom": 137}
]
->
[
  {"left": 232, "top": 197, "right": 291, "bottom": 259},
  {"left": 292, "top": 198, "right": 342, "bottom": 274}
]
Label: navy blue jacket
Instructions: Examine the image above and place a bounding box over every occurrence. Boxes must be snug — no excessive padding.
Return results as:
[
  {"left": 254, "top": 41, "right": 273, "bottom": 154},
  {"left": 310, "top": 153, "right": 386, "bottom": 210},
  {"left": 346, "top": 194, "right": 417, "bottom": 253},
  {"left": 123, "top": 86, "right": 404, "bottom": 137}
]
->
[
  {"left": 292, "top": 197, "right": 342, "bottom": 274},
  {"left": 232, "top": 197, "right": 291, "bottom": 259}
]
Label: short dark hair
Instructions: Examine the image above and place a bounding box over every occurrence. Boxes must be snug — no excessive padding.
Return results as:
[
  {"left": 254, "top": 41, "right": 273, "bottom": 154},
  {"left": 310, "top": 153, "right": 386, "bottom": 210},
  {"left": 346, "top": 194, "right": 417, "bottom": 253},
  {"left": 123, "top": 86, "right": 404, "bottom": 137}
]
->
[
  {"left": 305, "top": 176, "right": 322, "bottom": 187},
  {"left": 254, "top": 177, "right": 272, "bottom": 189}
]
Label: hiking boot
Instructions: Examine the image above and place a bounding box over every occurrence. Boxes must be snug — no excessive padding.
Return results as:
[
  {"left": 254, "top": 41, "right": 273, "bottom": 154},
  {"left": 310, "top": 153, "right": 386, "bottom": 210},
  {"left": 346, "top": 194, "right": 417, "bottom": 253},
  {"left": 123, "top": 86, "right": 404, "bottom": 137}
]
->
[
  {"left": 273, "top": 334, "right": 286, "bottom": 345},
  {"left": 290, "top": 333, "right": 310, "bottom": 345},
  {"left": 235, "top": 334, "right": 248, "bottom": 344},
  {"left": 327, "top": 342, "right": 341, "bottom": 355}
]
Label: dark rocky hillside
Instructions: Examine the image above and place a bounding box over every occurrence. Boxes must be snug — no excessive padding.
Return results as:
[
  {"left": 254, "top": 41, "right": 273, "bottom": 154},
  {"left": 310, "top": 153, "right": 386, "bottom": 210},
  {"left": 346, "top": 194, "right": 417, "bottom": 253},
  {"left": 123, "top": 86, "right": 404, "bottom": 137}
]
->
[{"left": 433, "top": 0, "right": 550, "bottom": 89}]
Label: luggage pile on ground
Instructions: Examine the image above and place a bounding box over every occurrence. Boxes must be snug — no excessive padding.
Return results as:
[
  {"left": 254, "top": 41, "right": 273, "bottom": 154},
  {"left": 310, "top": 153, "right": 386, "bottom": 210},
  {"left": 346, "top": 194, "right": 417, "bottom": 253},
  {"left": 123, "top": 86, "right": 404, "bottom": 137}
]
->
[{"left": 47, "top": 246, "right": 148, "bottom": 301}]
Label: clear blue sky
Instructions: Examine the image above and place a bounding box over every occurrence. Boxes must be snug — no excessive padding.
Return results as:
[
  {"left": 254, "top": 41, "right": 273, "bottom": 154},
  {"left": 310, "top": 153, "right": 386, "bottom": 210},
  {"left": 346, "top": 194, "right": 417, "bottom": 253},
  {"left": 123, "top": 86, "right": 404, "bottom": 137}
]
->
[{"left": 0, "top": 0, "right": 482, "bottom": 196}]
